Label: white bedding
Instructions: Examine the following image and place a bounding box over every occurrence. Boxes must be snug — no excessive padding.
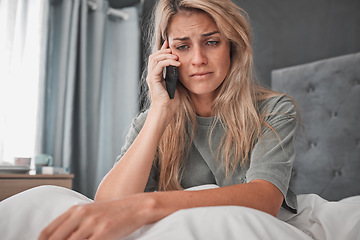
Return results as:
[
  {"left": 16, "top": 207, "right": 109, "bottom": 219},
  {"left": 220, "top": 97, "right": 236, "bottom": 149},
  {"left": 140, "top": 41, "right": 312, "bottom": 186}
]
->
[{"left": 0, "top": 185, "right": 359, "bottom": 240}]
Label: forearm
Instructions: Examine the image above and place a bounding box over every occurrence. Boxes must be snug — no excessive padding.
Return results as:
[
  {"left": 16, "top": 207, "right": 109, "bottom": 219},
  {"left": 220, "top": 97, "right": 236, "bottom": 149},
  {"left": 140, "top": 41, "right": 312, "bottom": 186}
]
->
[
  {"left": 39, "top": 181, "right": 284, "bottom": 240},
  {"left": 96, "top": 42, "right": 181, "bottom": 202},
  {"left": 95, "top": 108, "right": 168, "bottom": 201},
  {"left": 144, "top": 180, "right": 284, "bottom": 226}
]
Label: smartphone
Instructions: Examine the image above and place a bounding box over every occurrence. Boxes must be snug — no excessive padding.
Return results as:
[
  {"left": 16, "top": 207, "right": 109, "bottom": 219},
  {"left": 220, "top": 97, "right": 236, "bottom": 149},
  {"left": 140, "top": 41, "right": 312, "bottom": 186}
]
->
[{"left": 165, "top": 65, "right": 178, "bottom": 99}]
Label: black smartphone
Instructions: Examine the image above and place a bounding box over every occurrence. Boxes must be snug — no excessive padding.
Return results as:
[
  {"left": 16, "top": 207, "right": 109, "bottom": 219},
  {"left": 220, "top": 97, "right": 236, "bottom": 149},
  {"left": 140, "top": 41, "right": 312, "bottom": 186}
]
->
[{"left": 165, "top": 65, "right": 178, "bottom": 99}]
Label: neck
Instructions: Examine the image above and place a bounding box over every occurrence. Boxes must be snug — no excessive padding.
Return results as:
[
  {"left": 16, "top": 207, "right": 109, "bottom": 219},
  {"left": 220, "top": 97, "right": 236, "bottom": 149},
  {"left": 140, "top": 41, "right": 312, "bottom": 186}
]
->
[{"left": 189, "top": 93, "right": 215, "bottom": 117}]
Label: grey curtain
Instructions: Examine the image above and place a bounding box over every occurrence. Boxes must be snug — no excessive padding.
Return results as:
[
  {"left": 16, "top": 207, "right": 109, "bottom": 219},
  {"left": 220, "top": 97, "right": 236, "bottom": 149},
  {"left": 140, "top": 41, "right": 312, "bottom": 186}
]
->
[{"left": 40, "top": 0, "right": 140, "bottom": 198}]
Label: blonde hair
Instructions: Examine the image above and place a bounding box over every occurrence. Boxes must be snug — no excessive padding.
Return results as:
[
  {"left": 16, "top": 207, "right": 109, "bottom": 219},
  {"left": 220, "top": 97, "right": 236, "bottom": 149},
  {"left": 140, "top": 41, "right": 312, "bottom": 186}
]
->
[{"left": 144, "top": 0, "right": 281, "bottom": 191}]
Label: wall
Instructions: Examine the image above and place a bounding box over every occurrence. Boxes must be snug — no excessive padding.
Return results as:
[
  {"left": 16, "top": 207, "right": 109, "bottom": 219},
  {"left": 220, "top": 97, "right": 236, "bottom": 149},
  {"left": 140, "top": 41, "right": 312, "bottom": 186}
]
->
[
  {"left": 234, "top": 0, "right": 360, "bottom": 86},
  {"left": 141, "top": 0, "right": 360, "bottom": 86}
]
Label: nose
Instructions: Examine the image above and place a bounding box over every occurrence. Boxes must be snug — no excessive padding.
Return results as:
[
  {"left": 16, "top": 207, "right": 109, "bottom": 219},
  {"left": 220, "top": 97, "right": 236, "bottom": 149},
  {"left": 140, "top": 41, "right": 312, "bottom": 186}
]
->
[{"left": 190, "top": 46, "right": 207, "bottom": 66}]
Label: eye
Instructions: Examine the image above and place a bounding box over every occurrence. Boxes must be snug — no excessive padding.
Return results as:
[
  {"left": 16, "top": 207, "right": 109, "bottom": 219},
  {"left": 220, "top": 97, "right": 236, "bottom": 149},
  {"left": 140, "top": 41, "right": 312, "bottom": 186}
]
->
[
  {"left": 206, "top": 41, "right": 219, "bottom": 46},
  {"left": 176, "top": 45, "right": 189, "bottom": 50}
]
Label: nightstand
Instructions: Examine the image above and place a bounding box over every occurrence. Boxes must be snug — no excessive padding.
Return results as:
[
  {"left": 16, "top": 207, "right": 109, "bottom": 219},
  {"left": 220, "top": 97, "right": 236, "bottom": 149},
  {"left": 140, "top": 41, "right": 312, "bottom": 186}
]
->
[{"left": 0, "top": 174, "right": 74, "bottom": 201}]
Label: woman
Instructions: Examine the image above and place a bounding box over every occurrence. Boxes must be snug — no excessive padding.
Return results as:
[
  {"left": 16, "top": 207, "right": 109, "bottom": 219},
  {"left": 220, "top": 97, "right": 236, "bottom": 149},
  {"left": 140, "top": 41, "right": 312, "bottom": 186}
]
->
[{"left": 39, "top": 0, "right": 298, "bottom": 239}]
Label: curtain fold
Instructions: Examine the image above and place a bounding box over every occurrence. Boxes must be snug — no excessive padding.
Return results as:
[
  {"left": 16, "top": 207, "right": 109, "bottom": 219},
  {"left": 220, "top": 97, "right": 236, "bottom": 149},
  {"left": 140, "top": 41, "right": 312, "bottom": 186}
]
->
[
  {"left": 95, "top": 6, "right": 140, "bottom": 189},
  {"left": 42, "top": 0, "right": 80, "bottom": 170},
  {"left": 41, "top": 0, "right": 140, "bottom": 198}
]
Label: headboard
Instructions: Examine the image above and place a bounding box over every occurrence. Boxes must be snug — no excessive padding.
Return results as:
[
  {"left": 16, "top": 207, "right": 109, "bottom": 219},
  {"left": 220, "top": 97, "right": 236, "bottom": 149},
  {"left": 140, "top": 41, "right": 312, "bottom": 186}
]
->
[{"left": 271, "top": 52, "right": 360, "bottom": 201}]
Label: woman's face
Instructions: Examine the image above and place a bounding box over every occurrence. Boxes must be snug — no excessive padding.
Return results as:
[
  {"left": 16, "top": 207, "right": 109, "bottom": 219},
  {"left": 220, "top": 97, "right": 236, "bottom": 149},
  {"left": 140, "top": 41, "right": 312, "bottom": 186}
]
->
[{"left": 167, "top": 11, "right": 231, "bottom": 100}]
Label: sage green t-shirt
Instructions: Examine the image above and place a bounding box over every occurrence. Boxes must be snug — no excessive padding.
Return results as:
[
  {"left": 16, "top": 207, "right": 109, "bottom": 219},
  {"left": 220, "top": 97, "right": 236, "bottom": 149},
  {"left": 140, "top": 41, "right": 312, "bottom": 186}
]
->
[{"left": 117, "top": 95, "right": 298, "bottom": 212}]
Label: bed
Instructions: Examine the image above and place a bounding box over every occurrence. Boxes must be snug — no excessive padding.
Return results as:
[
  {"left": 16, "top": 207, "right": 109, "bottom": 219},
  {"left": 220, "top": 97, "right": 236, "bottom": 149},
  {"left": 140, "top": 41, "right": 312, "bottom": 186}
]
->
[
  {"left": 272, "top": 52, "right": 360, "bottom": 202},
  {"left": 1, "top": 53, "right": 360, "bottom": 239}
]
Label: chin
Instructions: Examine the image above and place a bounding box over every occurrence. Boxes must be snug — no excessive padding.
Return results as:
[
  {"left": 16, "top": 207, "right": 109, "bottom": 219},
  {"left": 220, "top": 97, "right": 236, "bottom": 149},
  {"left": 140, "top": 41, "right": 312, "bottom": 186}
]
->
[
  {"left": 180, "top": 80, "right": 222, "bottom": 97},
  {"left": 188, "top": 88, "right": 217, "bottom": 97}
]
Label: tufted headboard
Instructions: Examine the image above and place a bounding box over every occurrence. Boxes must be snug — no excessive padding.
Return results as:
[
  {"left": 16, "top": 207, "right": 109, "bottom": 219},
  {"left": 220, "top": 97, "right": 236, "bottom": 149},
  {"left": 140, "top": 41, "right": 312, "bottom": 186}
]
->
[{"left": 271, "top": 52, "right": 360, "bottom": 201}]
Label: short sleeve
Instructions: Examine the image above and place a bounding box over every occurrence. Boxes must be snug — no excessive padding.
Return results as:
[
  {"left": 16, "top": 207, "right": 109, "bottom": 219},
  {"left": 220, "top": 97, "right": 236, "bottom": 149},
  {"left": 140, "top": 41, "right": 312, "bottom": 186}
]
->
[
  {"left": 115, "top": 110, "right": 159, "bottom": 192},
  {"left": 246, "top": 95, "right": 298, "bottom": 212},
  {"left": 116, "top": 111, "right": 147, "bottom": 161}
]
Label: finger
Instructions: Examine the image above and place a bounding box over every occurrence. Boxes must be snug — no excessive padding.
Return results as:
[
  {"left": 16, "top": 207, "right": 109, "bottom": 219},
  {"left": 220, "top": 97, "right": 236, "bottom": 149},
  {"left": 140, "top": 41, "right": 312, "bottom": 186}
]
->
[
  {"left": 67, "top": 225, "right": 92, "bottom": 240},
  {"left": 161, "top": 39, "right": 169, "bottom": 50},
  {"left": 152, "top": 48, "right": 171, "bottom": 57},
  {"left": 149, "top": 59, "right": 180, "bottom": 81},
  {"left": 49, "top": 215, "right": 81, "bottom": 240},
  {"left": 149, "top": 53, "right": 178, "bottom": 68},
  {"left": 148, "top": 55, "right": 180, "bottom": 75},
  {"left": 38, "top": 209, "right": 72, "bottom": 239},
  {"left": 159, "top": 59, "right": 181, "bottom": 70},
  {"left": 40, "top": 205, "right": 89, "bottom": 240}
]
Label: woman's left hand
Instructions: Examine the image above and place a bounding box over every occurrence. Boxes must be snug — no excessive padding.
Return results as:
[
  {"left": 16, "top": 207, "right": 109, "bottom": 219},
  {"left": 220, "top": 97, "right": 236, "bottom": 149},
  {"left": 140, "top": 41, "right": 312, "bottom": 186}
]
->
[{"left": 38, "top": 194, "right": 155, "bottom": 240}]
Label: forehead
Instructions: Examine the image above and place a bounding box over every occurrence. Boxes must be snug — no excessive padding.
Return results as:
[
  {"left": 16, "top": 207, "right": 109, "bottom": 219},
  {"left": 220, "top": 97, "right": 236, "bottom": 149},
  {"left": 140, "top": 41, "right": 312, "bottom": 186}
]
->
[{"left": 167, "top": 11, "right": 218, "bottom": 39}]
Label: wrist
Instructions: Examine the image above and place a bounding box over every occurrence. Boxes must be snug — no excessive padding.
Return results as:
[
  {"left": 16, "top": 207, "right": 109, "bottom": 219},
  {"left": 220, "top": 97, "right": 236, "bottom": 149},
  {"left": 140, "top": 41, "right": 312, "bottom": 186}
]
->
[
  {"left": 138, "top": 192, "right": 184, "bottom": 226},
  {"left": 135, "top": 193, "right": 166, "bottom": 225},
  {"left": 148, "top": 105, "right": 173, "bottom": 128}
]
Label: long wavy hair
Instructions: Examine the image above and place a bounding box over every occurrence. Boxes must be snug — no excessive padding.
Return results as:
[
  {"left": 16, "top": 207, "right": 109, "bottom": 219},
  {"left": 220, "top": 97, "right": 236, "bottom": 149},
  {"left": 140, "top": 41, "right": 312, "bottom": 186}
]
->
[{"left": 142, "top": 0, "right": 281, "bottom": 191}]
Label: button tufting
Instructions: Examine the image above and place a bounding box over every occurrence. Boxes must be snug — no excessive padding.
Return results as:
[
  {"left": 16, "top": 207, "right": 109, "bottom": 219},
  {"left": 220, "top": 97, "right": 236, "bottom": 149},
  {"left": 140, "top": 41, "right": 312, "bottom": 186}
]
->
[
  {"left": 354, "top": 79, "right": 360, "bottom": 86},
  {"left": 310, "top": 142, "right": 317, "bottom": 148},
  {"left": 306, "top": 85, "right": 315, "bottom": 93},
  {"left": 334, "top": 170, "right": 342, "bottom": 177},
  {"left": 331, "top": 111, "right": 338, "bottom": 117}
]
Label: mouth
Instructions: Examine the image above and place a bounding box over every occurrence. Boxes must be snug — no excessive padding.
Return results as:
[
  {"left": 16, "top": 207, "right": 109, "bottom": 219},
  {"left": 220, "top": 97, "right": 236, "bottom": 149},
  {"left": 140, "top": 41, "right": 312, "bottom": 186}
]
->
[{"left": 190, "top": 72, "right": 213, "bottom": 78}]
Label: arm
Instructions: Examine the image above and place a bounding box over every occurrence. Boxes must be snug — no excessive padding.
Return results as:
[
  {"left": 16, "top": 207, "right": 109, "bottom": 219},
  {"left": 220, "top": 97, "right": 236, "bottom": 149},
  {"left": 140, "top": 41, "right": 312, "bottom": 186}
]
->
[
  {"left": 151, "top": 180, "right": 284, "bottom": 218},
  {"left": 95, "top": 41, "right": 181, "bottom": 200},
  {"left": 39, "top": 180, "right": 283, "bottom": 240},
  {"left": 95, "top": 108, "right": 167, "bottom": 200}
]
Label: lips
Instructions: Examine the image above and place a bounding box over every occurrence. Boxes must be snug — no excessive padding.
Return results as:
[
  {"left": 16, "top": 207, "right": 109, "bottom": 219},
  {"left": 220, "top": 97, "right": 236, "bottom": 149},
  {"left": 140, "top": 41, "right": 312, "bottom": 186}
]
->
[{"left": 190, "top": 72, "right": 212, "bottom": 78}]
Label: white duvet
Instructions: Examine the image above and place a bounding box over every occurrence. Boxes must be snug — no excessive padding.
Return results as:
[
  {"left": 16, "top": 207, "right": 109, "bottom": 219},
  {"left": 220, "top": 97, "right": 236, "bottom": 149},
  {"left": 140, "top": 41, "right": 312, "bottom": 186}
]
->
[{"left": 0, "top": 185, "right": 359, "bottom": 240}]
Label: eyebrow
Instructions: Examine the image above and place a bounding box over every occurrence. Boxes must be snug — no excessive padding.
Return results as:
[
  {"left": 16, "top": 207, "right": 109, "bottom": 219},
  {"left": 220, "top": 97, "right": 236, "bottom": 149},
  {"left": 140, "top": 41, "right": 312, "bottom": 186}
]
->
[{"left": 173, "top": 31, "right": 220, "bottom": 41}]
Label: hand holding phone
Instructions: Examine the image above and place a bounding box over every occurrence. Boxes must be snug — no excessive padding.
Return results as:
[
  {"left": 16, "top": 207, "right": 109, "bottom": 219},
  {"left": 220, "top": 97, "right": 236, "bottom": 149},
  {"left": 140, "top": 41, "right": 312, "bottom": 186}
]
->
[{"left": 165, "top": 65, "right": 178, "bottom": 99}]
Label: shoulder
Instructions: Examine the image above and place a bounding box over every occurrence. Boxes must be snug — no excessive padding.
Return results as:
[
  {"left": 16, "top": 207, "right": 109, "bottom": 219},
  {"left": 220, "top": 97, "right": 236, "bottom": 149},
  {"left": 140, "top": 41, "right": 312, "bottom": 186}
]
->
[
  {"left": 131, "top": 110, "right": 149, "bottom": 132},
  {"left": 258, "top": 95, "right": 297, "bottom": 120},
  {"left": 116, "top": 110, "right": 149, "bottom": 162}
]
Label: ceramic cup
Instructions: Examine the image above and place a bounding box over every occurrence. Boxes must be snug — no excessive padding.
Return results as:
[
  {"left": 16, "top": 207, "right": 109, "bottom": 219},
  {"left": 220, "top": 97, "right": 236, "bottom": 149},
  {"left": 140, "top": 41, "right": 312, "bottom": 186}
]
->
[
  {"left": 35, "top": 154, "right": 53, "bottom": 174},
  {"left": 14, "top": 157, "right": 31, "bottom": 166}
]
